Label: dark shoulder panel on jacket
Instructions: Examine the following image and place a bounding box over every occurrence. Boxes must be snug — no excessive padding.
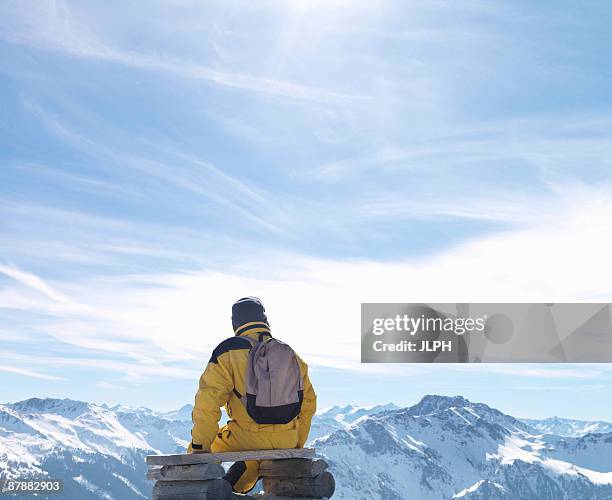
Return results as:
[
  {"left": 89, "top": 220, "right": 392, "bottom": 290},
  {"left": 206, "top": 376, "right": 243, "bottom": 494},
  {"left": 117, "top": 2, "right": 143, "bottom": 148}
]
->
[{"left": 209, "top": 337, "right": 252, "bottom": 364}]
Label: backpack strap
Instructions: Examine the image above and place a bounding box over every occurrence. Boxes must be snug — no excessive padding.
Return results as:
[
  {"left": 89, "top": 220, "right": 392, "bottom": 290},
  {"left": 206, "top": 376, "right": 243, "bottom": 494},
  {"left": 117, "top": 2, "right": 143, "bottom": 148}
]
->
[
  {"left": 232, "top": 334, "right": 269, "bottom": 405},
  {"left": 239, "top": 332, "right": 271, "bottom": 345}
]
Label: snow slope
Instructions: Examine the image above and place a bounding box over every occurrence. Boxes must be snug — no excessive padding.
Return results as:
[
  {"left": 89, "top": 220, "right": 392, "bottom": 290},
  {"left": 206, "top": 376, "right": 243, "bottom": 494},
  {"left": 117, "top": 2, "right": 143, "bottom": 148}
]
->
[
  {"left": 308, "top": 403, "right": 399, "bottom": 441},
  {"left": 0, "top": 398, "right": 190, "bottom": 499},
  {"left": 313, "top": 395, "right": 612, "bottom": 500},
  {"left": 2, "top": 396, "right": 611, "bottom": 499},
  {"left": 520, "top": 416, "right": 612, "bottom": 437}
]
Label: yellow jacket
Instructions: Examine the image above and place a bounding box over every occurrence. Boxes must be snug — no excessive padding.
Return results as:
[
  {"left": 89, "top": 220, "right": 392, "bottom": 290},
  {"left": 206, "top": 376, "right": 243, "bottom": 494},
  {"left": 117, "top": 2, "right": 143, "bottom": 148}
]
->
[{"left": 190, "top": 322, "right": 317, "bottom": 452}]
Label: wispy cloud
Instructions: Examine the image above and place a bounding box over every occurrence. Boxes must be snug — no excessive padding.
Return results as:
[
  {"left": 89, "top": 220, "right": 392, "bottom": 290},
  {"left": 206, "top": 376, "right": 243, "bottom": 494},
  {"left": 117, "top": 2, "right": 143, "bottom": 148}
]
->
[
  {"left": 18, "top": 98, "right": 285, "bottom": 235},
  {"left": 0, "top": 0, "right": 364, "bottom": 104},
  {"left": 0, "top": 263, "right": 72, "bottom": 305},
  {"left": 6, "top": 162, "right": 146, "bottom": 200},
  {"left": 313, "top": 114, "right": 612, "bottom": 183},
  {"left": 355, "top": 193, "right": 555, "bottom": 225},
  {"left": 2, "top": 186, "right": 612, "bottom": 380},
  {"left": 515, "top": 384, "right": 612, "bottom": 392},
  {"left": 447, "top": 365, "right": 609, "bottom": 380},
  {"left": 96, "top": 380, "right": 124, "bottom": 391},
  {"left": 0, "top": 365, "right": 64, "bottom": 381},
  {"left": 0, "top": 351, "right": 199, "bottom": 381},
  {"left": 0, "top": 200, "right": 240, "bottom": 277}
]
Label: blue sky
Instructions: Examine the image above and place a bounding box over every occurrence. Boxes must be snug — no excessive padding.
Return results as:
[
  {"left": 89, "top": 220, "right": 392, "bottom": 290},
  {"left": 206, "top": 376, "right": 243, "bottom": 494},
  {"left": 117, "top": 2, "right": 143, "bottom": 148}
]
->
[{"left": 1, "top": 0, "right": 612, "bottom": 420}]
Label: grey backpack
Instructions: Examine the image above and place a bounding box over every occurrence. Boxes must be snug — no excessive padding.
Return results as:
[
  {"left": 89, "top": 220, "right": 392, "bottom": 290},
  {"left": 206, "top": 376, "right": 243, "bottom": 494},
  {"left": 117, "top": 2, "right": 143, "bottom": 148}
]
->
[{"left": 234, "top": 335, "right": 304, "bottom": 424}]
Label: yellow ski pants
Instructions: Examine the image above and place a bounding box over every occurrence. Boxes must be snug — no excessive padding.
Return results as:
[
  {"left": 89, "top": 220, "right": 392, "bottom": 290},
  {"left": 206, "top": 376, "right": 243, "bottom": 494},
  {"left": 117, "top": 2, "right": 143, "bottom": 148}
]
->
[{"left": 211, "top": 421, "right": 300, "bottom": 494}]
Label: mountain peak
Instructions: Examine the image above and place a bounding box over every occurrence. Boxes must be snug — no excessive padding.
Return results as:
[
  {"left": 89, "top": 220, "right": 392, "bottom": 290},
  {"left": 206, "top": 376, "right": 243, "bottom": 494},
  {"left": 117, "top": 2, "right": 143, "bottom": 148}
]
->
[
  {"left": 413, "top": 394, "right": 472, "bottom": 414},
  {"left": 10, "top": 397, "right": 91, "bottom": 413},
  {"left": 161, "top": 404, "right": 194, "bottom": 421}
]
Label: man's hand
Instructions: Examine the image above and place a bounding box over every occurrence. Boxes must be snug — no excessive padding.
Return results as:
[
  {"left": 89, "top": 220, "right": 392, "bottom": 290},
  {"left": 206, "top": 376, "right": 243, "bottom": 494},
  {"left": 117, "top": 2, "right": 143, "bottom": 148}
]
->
[{"left": 188, "top": 442, "right": 211, "bottom": 454}]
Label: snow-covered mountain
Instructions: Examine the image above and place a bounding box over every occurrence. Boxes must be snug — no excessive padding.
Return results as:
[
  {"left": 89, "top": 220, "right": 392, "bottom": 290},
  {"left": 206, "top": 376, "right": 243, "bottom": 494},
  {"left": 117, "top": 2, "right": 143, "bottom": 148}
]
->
[
  {"left": 158, "top": 403, "right": 193, "bottom": 422},
  {"left": 308, "top": 403, "right": 399, "bottom": 441},
  {"left": 0, "top": 398, "right": 190, "bottom": 499},
  {"left": 2, "top": 396, "right": 612, "bottom": 499},
  {"left": 520, "top": 416, "right": 612, "bottom": 438},
  {"left": 313, "top": 395, "right": 612, "bottom": 500},
  {"left": 153, "top": 402, "right": 395, "bottom": 443}
]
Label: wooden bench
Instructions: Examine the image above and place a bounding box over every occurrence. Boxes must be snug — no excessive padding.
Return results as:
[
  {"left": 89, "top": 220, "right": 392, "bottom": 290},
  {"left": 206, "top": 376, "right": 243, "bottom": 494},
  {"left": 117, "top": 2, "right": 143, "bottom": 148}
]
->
[{"left": 146, "top": 448, "right": 335, "bottom": 500}]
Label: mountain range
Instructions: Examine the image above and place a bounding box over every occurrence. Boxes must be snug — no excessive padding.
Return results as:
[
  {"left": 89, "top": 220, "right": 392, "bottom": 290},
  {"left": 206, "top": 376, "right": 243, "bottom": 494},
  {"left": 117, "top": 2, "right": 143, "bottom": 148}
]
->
[
  {"left": 1, "top": 396, "right": 611, "bottom": 499},
  {"left": 314, "top": 395, "right": 612, "bottom": 499},
  {"left": 519, "top": 417, "right": 612, "bottom": 438}
]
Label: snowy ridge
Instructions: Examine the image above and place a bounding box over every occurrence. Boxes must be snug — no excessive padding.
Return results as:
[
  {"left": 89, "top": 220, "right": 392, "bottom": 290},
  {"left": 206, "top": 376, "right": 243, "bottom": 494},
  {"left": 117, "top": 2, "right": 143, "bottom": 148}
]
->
[
  {"left": 308, "top": 403, "right": 399, "bottom": 441},
  {"left": 520, "top": 416, "right": 612, "bottom": 437},
  {"left": 452, "top": 480, "right": 508, "bottom": 498},
  {"left": 313, "top": 395, "right": 612, "bottom": 499},
  {"left": 2, "top": 395, "right": 612, "bottom": 499},
  {"left": 0, "top": 398, "right": 191, "bottom": 499}
]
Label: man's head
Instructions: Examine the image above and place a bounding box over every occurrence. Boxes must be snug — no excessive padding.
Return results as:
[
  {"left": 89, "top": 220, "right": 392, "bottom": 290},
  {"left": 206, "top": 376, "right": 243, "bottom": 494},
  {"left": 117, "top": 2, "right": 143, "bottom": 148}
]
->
[{"left": 232, "top": 297, "right": 268, "bottom": 332}]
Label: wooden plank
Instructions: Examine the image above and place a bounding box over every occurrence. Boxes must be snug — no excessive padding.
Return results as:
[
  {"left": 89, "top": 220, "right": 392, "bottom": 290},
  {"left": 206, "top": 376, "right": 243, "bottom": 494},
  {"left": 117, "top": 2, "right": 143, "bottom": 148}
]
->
[
  {"left": 259, "top": 459, "right": 328, "bottom": 478},
  {"left": 263, "top": 471, "right": 335, "bottom": 499},
  {"left": 152, "top": 479, "right": 232, "bottom": 500},
  {"left": 247, "top": 494, "right": 330, "bottom": 500},
  {"left": 146, "top": 448, "right": 315, "bottom": 466},
  {"left": 147, "top": 463, "right": 225, "bottom": 481}
]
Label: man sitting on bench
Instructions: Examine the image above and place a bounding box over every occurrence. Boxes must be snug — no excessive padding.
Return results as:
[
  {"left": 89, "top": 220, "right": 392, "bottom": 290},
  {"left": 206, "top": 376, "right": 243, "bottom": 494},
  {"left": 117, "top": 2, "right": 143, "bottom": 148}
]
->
[{"left": 189, "top": 297, "right": 317, "bottom": 494}]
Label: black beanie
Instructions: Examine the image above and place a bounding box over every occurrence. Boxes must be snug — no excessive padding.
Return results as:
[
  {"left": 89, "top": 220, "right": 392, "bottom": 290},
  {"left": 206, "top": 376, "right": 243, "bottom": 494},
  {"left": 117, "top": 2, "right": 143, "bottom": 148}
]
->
[{"left": 232, "top": 297, "right": 267, "bottom": 331}]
